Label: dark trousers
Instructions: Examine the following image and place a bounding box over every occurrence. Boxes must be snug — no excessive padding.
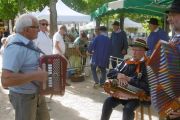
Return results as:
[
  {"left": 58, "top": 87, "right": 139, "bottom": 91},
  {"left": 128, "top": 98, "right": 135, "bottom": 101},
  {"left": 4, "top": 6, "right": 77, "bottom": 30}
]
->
[
  {"left": 91, "top": 64, "right": 106, "bottom": 85},
  {"left": 101, "top": 97, "right": 140, "bottom": 120}
]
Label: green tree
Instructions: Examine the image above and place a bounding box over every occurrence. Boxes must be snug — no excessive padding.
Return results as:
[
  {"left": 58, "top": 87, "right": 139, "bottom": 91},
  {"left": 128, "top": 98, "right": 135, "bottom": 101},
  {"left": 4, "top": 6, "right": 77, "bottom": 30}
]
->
[
  {"left": 0, "top": 0, "right": 18, "bottom": 20},
  {"left": 0, "top": 0, "right": 49, "bottom": 20},
  {"left": 62, "top": 0, "right": 114, "bottom": 14}
]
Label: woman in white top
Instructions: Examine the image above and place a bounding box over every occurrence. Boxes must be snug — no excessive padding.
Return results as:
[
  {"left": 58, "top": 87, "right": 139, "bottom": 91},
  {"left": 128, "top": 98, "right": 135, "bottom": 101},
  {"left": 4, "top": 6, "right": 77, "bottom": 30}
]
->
[{"left": 34, "top": 19, "right": 53, "bottom": 55}]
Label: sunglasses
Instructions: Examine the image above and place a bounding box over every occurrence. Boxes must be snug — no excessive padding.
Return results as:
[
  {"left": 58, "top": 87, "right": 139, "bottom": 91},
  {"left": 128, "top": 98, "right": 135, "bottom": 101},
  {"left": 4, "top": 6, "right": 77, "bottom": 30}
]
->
[{"left": 40, "top": 23, "right": 48, "bottom": 26}]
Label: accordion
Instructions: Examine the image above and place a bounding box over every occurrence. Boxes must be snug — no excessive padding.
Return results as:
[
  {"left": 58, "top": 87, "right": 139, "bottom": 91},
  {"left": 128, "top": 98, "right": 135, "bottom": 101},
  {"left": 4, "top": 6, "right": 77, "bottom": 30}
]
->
[
  {"left": 147, "top": 40, "right": 180, "bottom": 118},
  {"left": 39, "top": 54, "right": 68, "bottom": 95},
  {"left": 104, "top": 79, "right": 150, "bottom": 101}
]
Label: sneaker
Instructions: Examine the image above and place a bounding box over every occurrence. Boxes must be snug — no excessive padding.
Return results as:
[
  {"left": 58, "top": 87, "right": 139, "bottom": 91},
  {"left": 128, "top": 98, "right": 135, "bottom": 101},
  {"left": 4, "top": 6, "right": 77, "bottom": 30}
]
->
[{"left": 93, "top": 83, "right": 99, "bottom": 89}]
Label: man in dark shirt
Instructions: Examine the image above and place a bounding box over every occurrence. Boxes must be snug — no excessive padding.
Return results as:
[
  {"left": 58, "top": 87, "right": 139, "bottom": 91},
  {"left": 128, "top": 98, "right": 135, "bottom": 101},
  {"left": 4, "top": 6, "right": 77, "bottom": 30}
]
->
[
  {"left": 147, "top": 18, "right": 169, "bottom": 56},
  {"left": 88, "top": 26, "right": 112, "bottom": 88},
  {"left": 111, "top": 21, "right": 128, "bottom": 68},
  {"left": 101, "top": 39, "right": 150, "bottom": 120}
]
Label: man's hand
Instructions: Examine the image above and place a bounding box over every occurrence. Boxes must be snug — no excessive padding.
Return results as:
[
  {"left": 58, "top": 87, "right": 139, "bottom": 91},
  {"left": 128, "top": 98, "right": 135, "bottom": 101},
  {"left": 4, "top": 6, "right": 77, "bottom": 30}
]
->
[
  {"left": 35, "top": 71, "right": 48, "bottom": 82},
  {"left": 117, "top": 73, "right": 130, "bottom": 86},
  {"left": 121, "top": 49, "right": 127, "bottom": 55},
  {"left": 169, "top": 109, "right": 180, "bottom": 119},
  {"left": 169, "top": 40, "right": 180, "bottom": 47}
]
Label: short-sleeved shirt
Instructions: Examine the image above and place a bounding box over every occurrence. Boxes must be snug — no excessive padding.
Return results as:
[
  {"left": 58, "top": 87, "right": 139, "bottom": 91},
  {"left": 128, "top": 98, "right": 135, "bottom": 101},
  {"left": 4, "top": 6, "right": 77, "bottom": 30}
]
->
[
  {"left": 53, "top": 32, "right": 65, "bottom": 55},
  {"left": 34, "top": 31, "right": 53, "bottom": 55},
  {"left": 2, "top": 33, "right": 40, "bottom": 94}
]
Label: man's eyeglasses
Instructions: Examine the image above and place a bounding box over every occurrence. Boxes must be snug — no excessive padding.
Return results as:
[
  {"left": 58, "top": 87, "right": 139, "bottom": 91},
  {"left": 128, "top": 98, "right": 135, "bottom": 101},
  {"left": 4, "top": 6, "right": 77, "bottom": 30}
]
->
[
  {"left": 40, "top": 23, "right": 48, "bottom": 26},
  {"left": 28, "top": 26, "right": 39, "bottom": 29}
]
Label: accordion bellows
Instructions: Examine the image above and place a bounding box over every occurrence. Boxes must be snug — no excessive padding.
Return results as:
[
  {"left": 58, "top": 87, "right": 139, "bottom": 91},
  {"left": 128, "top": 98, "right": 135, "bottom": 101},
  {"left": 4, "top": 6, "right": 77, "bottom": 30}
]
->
[
  {"left": 39, "top": 54, "right": 68, "bottom": 95},
  {"left": 147, "top": 40, "right": 180, "bottom": 118}
]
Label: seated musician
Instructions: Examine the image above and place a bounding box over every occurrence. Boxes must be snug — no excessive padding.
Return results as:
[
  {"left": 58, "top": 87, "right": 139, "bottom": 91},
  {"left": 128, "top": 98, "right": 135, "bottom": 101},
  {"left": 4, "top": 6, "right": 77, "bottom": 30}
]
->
[{"left": 100, "top": 38, "right": 150, "bottom": 120}]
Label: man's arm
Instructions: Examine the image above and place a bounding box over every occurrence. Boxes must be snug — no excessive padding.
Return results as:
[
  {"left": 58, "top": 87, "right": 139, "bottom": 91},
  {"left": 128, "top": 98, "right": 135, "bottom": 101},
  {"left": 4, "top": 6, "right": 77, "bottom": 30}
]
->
[
  {"left": 75, "top": 46, "right": 83, "bottom": 57},
  {"left": 87, "top": 38, "right": 96, "bottom": 54},
  {"left": 128, "top": 65, "right": 150, "bottom": 94},
  {"left": 169, "top": 109, "right": 180, "bottom": 119},
  {"left": 55, "top": 41, "right": 63, "bottom": 54},
  {"left": 1, "top": 69, "right": 48, "bottom": 88}
]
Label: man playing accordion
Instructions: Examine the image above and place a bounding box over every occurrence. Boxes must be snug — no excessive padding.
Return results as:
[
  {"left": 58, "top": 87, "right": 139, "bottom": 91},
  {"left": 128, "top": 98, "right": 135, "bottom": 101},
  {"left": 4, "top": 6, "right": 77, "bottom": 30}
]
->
[
  {"left": 166, "top": 0, "right": 180, "bottom": 119},
  {"left": 101, "top": 39, "right": 150, "bottom": 120}
]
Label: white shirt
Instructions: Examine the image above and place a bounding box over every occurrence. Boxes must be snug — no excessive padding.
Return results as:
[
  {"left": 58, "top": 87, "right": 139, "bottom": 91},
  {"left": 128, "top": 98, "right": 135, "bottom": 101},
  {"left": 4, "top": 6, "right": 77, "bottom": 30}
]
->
[
  {"left": 34, "top": 31, "right": 53, "bottom": 55},
  {"left": 53, "top": 32, "right": 65, "bottom": 55}
]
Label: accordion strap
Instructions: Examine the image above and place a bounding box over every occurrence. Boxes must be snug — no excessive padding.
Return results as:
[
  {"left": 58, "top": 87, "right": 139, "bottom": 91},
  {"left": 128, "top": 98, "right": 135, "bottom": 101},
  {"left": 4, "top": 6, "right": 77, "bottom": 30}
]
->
[{"left": 8, "top": 42, "right": 45, "bottom": 55}]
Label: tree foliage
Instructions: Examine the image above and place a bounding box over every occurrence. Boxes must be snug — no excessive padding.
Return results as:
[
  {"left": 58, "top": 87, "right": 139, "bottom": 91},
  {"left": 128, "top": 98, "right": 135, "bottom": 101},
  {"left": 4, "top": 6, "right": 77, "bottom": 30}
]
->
[
  {"left": 62, "top": 0, "right": 114, "bottom": 14},
  {"left": 0, "top": 0, "right": 18, "bottom": 20},
  {"left": 0, "top": 0, "right": 49, "bottom": 20}
]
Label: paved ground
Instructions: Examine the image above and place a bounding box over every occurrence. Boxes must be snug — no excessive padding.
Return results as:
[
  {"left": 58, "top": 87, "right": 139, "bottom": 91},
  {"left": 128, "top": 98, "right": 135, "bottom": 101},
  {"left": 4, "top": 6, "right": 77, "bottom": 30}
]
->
[{"left": 0, "top": 56, "right": 160, "bottom": 120}]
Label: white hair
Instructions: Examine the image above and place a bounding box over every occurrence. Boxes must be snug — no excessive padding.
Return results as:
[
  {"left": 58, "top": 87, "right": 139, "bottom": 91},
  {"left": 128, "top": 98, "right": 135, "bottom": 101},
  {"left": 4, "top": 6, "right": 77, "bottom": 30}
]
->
[{"left": 15, "top": 14, "right": 38, "bottom": 33}]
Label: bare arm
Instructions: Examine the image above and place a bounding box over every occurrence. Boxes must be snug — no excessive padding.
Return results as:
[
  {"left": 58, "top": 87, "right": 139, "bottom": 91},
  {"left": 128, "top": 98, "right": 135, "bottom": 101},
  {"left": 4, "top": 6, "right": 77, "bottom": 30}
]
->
[
  {"left": 75, "top": 46, "right": 83, "bottom": 57},
  {"left": 1, "top": 69, "right": 48, "bottom": 88},
  {"left": 55, "top": 41, "right": 63, "bottom": 54}
]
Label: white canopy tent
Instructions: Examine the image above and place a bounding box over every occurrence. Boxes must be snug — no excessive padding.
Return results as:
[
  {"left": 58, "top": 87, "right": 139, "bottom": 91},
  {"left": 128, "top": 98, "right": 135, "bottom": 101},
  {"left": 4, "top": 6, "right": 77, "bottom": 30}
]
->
[
  {"left": 80, "top": 21, "right": 96, "bottom": 30},
  {"left": 37, "top": 0, "right": 90, "bottom": 24},
  {"left": 124, "top": 18, "right": 142, "bottom": 28},
  {"left": 80, "top": 18, "right": 142, "bottom": 30}
]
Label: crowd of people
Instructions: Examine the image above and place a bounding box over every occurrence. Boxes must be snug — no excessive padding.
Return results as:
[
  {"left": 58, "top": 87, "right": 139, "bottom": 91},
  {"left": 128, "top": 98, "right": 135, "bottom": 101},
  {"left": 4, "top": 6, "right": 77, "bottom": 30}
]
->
[{"left": 0, "top": 0, "right": 180, "bottom": 120}]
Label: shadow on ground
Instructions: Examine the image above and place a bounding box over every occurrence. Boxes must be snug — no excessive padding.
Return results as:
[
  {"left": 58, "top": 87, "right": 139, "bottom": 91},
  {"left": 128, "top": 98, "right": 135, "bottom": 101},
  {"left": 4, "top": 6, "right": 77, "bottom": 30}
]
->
[{"left": 48, "top": 100, "right": 88, "bottom": 120}]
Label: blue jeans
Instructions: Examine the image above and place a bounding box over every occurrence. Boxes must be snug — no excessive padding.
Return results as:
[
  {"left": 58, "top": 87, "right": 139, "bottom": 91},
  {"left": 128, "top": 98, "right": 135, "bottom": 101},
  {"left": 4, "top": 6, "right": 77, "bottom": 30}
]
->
[
  {"left": 101, "top": 97, "right": 140, "bottom": 120},
  {"left": 91, "top": 64, "right": 106, "bottom": 85}
]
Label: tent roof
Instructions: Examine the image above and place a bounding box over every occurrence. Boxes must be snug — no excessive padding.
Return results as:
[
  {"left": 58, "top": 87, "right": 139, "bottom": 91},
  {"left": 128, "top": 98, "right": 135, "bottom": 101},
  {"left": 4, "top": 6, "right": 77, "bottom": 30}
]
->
[
  {"left": 91, "top": 0, "right": 168, "bottom": 20},
  {"left": 124, "top": 18, "right": 142, "bottom": 28},
  {"left": 38, "top": 0, "right": 90, "bottom": 23},
  {"left": 155, "top": 0, "right": 172, "bottom": 5},
  {"left": 80, "top": 17, "right": 142, "bottom": 30}
]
